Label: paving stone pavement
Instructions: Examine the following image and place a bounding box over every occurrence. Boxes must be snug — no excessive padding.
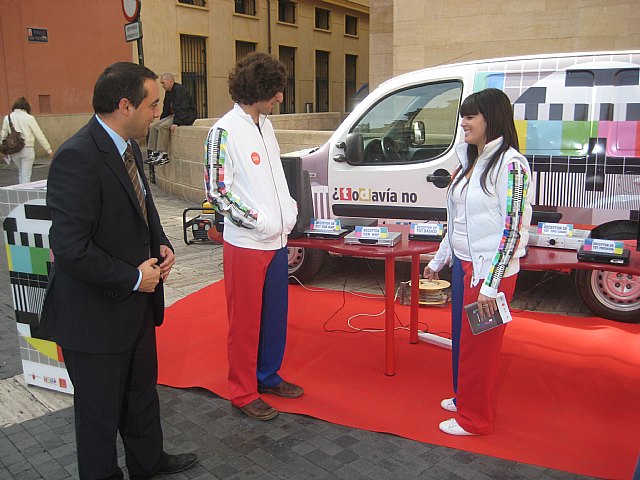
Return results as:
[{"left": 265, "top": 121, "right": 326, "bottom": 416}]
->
[{"left": 0, "top": 160, "right": 596, "bottom": 479}]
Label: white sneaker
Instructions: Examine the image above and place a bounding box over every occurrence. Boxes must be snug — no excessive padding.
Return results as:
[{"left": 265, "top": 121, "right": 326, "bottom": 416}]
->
[
  {"left": 441, "top": 397, "right": 457, "bottom": 412},
  {"left": 439, "top": 418, "right": 475, "bottom": 436},
  {"left": 144, "top": 151, "right": 159, "bottom": 164},
  {"left": 154, "top": 152, "right": 170, "bottom": 165}
]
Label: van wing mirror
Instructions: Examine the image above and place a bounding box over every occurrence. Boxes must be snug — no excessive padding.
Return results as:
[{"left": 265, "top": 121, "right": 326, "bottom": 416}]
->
[
  {"left": 345, "top": 132, "right": 365, "bottom": 165},
  {"left": 411, "top": 121, "right": 425, "bottom": 146}
]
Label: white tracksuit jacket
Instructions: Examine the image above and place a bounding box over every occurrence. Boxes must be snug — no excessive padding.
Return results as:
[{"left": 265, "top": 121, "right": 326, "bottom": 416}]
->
[{"left": 204, "top": 103, "right": 298, "bottom": 251}]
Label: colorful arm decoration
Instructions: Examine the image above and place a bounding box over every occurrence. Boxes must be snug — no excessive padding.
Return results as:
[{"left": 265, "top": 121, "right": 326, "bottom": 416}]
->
[
  {"left": 483, "top": 161, "right": 529, "bottom": 292},
  {"left": 204, "top": 127, "right": 259, "bottom": 229}
]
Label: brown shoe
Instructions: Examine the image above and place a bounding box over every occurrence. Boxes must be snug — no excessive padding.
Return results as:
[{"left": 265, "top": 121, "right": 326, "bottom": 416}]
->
[
  {"left": 234, "top": 398, "right": 279, "bottom": 421},
  {"left": 258, "top": 380, "right": 304, "bottom": 399}
]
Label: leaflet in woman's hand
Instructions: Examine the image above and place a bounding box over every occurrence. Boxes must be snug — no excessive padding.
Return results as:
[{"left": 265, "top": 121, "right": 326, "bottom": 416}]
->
[{"left": 464, "top": 292, "right": 512, "bottom": 335}]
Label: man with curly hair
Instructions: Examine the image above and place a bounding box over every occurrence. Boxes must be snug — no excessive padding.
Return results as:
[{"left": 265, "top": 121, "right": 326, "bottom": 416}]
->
[{"left": 204, "top": 52, "right": 303, "bottom": 420}]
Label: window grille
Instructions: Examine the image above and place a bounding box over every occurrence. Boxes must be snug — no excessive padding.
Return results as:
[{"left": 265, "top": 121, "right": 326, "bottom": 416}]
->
[
  {"left": 345, "top": 55, "right": 357, "bottom": 112},
  {"left": 278, "top": 0, "right": 296, "bottom": 24},
  {"left": 315, "top": 8, "right": 330, "bottom": 30},
  {"left": 178, "top": 0, "right": 206, "bottom": 7},
  {"left": 315, "top": 51, "right": 329, "bottom": 113},
  {"left": 280, "top": 46, "right": 296, "bottom": 114},
  {"left": 234, "top": 0, "right": 256, "bottom": 16},
  {"left": 180, "top": 35, "right": 208, "bottom": 119},
  {"left": 345, "top": 15, "right": 358, "bottom": 35},
  {"left": 235, "top": 41, "right": 256, "bottom": 61}
]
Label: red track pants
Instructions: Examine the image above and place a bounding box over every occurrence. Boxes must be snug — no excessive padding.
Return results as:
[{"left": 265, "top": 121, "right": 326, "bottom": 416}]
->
[
  {"left": 452, "top": 258, "right": 517, "bottom": 434},
  {"left": 223, "top": 242, "right": 289, "bottom": 407}
]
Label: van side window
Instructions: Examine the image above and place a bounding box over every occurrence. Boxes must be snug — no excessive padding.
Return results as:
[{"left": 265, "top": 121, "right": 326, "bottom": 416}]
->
[{"left": 350, "top": 81, "right": 462, "bottom": 165}]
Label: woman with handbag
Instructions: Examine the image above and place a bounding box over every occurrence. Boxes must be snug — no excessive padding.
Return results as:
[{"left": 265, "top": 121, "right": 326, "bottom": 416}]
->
[{"left": 1, "top": 97, "right": 53, "bottom": 184}]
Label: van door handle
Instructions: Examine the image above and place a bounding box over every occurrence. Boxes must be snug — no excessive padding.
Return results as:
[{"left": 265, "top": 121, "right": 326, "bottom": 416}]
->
[{"left": 426, "top": 169, "right": 451, "bottom": 188}]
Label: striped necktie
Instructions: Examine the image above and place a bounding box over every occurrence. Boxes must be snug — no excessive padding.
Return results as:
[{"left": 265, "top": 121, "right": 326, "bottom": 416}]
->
[{"left": 124, "top": 144, "right": 148, "bottom": 223}]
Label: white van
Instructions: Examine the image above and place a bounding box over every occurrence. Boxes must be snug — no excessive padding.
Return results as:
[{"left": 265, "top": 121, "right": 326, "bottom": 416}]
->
[{"left": 287, "top": 50, "right": 640, "bottom": 322}]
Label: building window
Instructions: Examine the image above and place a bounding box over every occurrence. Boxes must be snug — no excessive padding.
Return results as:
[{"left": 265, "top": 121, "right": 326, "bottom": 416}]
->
[
  {"left": 279, "top": 46, "right": 296, "bottom": 114},
  {"left": 234, "top": 0, "right": 256, "bottom": 16},
  {"left": 345, "top": 15, "right": 358, "bottom": 36},
  {"left": 345, "top": 55, "right": 357, "bottom": 112},
  {"left": 278, "top": 0, "right": 296, "bottom": 24},
  {"left": 178, "top": 0, "right": 206, "bottom": 7},
  {"left": 315, "top": 8, "right": 330, "bottom": 30},
  {"left": 180, "top": 35, "right": 208, "bottom": 118},
  {"left": 235, "top": 41, "right": 256, "bottom": 61},
  {"left": 315, "top": 50, "right": 329, "bottom": 113}
]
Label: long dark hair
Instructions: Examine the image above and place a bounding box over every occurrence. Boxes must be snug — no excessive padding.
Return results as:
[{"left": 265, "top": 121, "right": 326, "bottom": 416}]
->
[{"left": 453, "top": 88, "right": 519, "bottom": 194}]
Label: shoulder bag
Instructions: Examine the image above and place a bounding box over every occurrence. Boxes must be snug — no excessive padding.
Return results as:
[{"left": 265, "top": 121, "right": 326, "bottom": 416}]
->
[{"left": 1, "top": 114, "right": 26, "bottom": 155}]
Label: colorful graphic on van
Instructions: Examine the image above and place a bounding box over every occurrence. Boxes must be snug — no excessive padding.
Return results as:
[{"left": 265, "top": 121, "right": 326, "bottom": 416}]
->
[{"left": 474, "top": 55, "right": 640, "bottom": 211}]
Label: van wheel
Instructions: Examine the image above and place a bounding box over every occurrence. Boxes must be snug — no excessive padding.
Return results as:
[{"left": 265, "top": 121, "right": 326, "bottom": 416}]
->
[
  {"left": 574, "top": 220, "right": 639, "bottom": 323},
  {"left": 288, "top": 247, "right": 325, "bottom": 284}
]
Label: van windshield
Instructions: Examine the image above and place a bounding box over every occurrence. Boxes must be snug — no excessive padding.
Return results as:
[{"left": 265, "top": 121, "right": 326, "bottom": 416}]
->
[{"left": 351, "top": 81, "right": 462, "bottom": 164}]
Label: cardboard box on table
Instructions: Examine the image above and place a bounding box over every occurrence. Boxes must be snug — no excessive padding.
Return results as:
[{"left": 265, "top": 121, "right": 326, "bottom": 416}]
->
[{"left": 0, "top": 180, "right": 73, "bottom": 394}]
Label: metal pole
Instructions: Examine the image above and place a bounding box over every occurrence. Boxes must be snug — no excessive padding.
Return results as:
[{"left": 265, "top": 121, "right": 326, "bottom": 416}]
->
[
  {"left": 136, "top": 38, "right": 144, "bottom": 66},
  {"left": 136, "top": 2, "right": 154, "bottom": 182},
  {"left": 136, "top": 1, "right": 145, "bottom": 66}
]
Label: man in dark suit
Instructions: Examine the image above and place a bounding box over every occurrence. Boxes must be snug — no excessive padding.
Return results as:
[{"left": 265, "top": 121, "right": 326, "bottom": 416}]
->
[{"left": 40, "top": 62, "right": 197, "bottom": 480}]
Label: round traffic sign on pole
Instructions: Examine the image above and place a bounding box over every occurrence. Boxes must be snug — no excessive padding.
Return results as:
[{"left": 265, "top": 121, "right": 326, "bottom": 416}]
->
[{"left": 122, "top": 0, "right": 141, "bottom": 22}]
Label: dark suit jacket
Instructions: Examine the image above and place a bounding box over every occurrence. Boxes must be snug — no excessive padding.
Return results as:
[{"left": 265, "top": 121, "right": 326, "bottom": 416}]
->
[
  {"left": 39, "top": 116, "right": 172, "bottom": 354},
  {"left": 160, "top": 82, "right": 197, "bottom": 125}
]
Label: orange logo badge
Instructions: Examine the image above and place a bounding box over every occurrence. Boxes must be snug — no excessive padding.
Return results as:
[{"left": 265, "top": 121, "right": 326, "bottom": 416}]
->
[{"left": 251, "top": 152, "right": 261, "bottom": 165}]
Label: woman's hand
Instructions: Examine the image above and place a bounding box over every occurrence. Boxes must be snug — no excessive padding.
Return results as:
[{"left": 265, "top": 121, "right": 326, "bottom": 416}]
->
[
  {"left": 423, "top": 266, "right": 439, "bottom": 280},
  {"left": 477, "top": 293, "right": 497, "bottom": 319}
]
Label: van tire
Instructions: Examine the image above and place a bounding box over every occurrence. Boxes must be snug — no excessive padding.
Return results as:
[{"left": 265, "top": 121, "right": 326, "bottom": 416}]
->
[
  {"left": 288, "top": 247, "right": 325, "bottom": 284},
  {"left": 574, "top": 220, "right": 639, "bottom": 323}
]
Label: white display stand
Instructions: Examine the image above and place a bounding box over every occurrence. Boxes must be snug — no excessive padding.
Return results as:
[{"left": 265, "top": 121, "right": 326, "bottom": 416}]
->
[{"left": 0, "top": 180, "right": 73, "bottom": 394}]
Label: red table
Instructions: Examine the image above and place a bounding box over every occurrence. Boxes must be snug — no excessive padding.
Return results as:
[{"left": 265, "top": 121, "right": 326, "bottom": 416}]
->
[{"left": 288, "top": 225, "right": 439, "bottom": 375}]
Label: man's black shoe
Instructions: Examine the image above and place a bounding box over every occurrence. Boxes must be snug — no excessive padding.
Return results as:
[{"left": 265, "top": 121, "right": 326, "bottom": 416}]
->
[{"left": 157, "top": 452, "right": 197, "bottom": 475}]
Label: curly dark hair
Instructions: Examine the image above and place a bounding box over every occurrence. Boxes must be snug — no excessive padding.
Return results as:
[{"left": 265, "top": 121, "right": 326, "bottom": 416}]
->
[
  {"left": 12, "top": 97, "right": 31, "bottom": 114},
  {"left": 228, "top": 52, "right": 287, "bottom": 105}
]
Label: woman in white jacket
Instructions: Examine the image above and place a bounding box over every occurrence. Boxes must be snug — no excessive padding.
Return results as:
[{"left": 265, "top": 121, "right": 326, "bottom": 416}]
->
[
  {"left": 424, "top": 88, "right": 533, "bottom": 436},
  {"left": 1, "top": 97, "right": 53, "bottom": 183}
]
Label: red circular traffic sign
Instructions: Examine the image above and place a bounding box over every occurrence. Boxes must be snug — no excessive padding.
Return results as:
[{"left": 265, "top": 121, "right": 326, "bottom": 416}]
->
[{"left": 122, "top": 0, "right": 141, "bottom": 22}]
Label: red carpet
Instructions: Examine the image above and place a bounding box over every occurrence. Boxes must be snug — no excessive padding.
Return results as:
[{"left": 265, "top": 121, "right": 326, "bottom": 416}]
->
[{"left": 157, "top": 281, "right": 640, "bottom": 479}]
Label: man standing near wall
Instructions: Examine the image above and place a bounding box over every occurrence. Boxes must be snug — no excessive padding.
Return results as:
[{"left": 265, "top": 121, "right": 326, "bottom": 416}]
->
[{"left": 147, "top": 73, "right": 197, "bottom": 166}]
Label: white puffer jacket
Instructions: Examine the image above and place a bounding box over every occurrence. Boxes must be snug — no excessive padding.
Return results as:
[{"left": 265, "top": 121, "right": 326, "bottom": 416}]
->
[{"left": 428, "top": 137, "right": 534, "bottom": 297}]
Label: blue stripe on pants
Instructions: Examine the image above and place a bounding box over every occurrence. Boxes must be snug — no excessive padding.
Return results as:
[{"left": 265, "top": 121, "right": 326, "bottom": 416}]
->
[
  {"left": 257, "top": 247, "right": 288, "bottom": 387},
  {"left": 450, "top": 256, "right": 465, "bottom": 399}
]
